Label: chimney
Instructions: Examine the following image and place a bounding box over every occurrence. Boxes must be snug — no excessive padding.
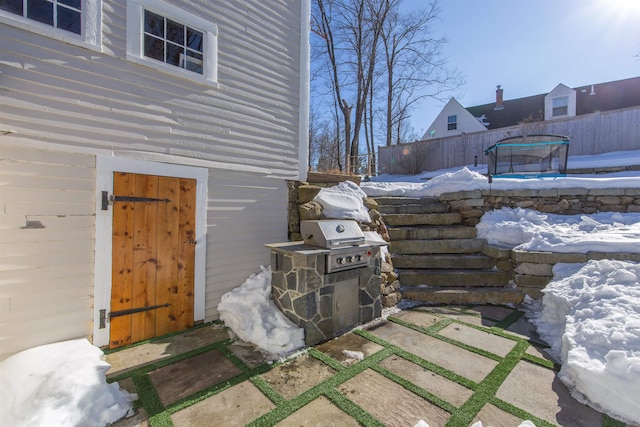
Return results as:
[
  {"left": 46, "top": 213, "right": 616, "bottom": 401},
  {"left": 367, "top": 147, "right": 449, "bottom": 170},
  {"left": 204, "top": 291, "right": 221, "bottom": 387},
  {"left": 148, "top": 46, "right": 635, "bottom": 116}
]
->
[{"left": 494, "top": 85, "right": 504, "bottom": 110}]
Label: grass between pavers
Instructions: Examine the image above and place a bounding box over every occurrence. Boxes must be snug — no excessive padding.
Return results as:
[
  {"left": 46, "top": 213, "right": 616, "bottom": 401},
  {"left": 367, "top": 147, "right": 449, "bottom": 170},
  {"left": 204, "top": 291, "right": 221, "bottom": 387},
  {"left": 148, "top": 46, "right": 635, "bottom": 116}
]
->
[{"left": 116, "top": 306, "right": 609, "bottom": 427}]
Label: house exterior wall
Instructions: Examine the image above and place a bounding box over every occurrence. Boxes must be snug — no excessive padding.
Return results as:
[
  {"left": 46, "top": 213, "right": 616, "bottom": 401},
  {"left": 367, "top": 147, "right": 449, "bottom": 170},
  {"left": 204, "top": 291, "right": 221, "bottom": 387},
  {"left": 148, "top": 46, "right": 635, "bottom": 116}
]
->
[
  {"left": 0, "top": 0, "right": 309, "bottom": 359},
  {"left": 379, "top": 106, "right": 640, "bottom": 174},
  {"left": 0, "top": 146, "right": 96, "bottom": 357},
  {"left": 422, "top": 98, "right": 487, "bottom": 140},
  {"left": 544, "top": 84, "right": 577, "bottom": 121}
]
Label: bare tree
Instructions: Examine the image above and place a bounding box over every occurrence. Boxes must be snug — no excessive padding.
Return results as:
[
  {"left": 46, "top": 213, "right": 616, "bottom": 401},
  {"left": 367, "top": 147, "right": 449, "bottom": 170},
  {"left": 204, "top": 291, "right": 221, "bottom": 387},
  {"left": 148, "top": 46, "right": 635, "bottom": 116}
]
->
[
  {"left": 311, "top": 0, "right": 458, "bottom": 174},
  {"left": 381, "top": 1, "right": 461, "bottom": 146},
  {"left": 312, "top": 0, "right": 390, "bottom": 174}
]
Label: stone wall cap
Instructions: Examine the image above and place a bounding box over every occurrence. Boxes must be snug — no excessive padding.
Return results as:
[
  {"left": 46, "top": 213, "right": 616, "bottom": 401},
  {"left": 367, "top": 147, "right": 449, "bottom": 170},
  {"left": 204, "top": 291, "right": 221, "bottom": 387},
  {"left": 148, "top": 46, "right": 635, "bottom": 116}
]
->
[{"left": 265, "top": 242, "right": 330, "bottom": 255}]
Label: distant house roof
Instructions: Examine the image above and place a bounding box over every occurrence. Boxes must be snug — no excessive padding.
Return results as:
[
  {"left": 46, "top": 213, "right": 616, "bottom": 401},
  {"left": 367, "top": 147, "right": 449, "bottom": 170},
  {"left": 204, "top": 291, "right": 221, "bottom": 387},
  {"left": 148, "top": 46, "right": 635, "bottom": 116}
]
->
[{"left": 465, "top": 76, "right": 640, "bottom": 130}]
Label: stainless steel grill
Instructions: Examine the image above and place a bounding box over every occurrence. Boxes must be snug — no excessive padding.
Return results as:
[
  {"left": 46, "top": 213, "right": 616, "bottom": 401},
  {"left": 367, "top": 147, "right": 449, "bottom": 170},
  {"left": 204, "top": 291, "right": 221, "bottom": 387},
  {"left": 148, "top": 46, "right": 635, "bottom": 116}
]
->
[{"left": 300, "top": 220, "right": 373, "bottom": 273}]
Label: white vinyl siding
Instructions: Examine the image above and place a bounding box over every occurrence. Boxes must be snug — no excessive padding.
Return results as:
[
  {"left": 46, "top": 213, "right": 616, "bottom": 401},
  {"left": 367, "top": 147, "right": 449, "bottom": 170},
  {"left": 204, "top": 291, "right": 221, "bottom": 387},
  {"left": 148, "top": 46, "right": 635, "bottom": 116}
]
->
[
  {"left": 0, "top": 0, "right": 302, "bottom": 179},
  {"left": 203, "top": 170, "right": 288, "bottom": 320},
  {"left": 0, "top": 146, "right": 96, "bottom": 359}
]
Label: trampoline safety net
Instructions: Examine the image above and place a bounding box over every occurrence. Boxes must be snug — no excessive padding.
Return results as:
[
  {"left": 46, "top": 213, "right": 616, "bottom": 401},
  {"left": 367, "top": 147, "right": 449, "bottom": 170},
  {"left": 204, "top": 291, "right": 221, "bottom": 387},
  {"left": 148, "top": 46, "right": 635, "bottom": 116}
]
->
[{"left": 485, "top": 134, "right": 569, "bottom": 178}]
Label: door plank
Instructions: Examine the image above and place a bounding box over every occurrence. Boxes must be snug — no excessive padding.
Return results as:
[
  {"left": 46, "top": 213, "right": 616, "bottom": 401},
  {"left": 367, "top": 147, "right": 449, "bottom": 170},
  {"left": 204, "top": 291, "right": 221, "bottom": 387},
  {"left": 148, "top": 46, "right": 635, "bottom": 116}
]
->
[
  {"left": 130, "top": 174, "right": 158, "bottom": 343},
  {"left": 110, "top": 173, "right": 135, "bottom": 347},
  {"left": 155, "top": 176, "right": 181, "bottom": 336},
  {"left": 177, "top": 178, "right": 196, "bottom": 330}
]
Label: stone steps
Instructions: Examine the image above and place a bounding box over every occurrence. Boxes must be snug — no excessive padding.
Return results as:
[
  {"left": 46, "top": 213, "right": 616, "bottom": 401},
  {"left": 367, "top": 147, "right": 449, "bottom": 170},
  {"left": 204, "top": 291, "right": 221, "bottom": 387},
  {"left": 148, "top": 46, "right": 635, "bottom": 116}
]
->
[
  {"left": 392, "top": 254, "right": 495, "bottom": 270},
  {"left": 401, "top": 286, "right": 525, "bottom": 305},
  {"left": 388, "top": 225, "right": 477, "bottom": 241},
  {"left": 398, "top": 269, "right": 511, "bottom": 287},
  {"left": 372, "top": 196, "right": 524, "bottom": 306},
  {"left": 390, "top": 238, "right": 487, "bottom": 255}
]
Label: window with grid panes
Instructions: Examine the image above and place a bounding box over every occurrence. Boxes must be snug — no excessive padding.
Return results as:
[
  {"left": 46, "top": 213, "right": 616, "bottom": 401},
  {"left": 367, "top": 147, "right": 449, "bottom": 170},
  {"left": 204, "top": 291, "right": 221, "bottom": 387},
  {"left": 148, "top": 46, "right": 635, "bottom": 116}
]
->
[
  {"left": 143, "top": 9, "right": 203, "bottom": 75},
  {"left": 0, "top": 0, "right": 81, "bottom": 33}
]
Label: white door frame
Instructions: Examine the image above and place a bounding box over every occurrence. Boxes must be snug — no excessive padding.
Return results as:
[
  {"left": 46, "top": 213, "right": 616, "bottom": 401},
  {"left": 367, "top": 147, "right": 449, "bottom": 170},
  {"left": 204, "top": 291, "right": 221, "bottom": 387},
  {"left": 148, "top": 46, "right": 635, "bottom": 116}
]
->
[{"left": 93, "top": 156, "right": 208, "bottom": 348}]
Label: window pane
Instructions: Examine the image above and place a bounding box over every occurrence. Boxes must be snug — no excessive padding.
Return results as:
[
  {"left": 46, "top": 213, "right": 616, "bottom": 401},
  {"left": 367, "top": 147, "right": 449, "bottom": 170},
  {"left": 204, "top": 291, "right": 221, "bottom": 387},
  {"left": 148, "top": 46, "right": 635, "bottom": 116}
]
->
[
  {"left": 187, "top": 28, "right": 203, "bottom": 52},
  {"left": 186, "top": 51, "right": 203, "bottom": 74},
  {"left": 552, "top": 97, "right": 568, "bottom": 108},
  {"left": 166, "top": 42, "right": 183, "bottom": 67},
  {"left": 0, "top": 0, "right": 23, "bottom": 15},
  {"left": 166, "top": 19, "right": 184, "bottom": 45},
  {"left": 57, "top": 6, "right": 81, "bottom": 34},
  {"left": 144, "top": 10, "right": 164, "bottom": 37},
  {"left": 27, "top": 0, "right": 54, "bottom": 26},
  {"left": 143, "top": 34, "right": 164, "bottom": 62},
  {"left": 58, "top": 0, "right": 81, "bottom": 10}
]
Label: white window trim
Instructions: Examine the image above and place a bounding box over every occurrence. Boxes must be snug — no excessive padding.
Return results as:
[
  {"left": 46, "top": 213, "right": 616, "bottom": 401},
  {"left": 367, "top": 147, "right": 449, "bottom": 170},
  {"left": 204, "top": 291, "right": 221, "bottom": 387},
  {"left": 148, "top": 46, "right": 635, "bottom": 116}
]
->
[
  {"left": 0, "top": 0, "right": 102, "bottom": 50},
  {"left": 126, "top": 0, "right": 218, "bottom": 86},
  {"left": 93, "top": 156, "right": 208, "bottom": 348}
]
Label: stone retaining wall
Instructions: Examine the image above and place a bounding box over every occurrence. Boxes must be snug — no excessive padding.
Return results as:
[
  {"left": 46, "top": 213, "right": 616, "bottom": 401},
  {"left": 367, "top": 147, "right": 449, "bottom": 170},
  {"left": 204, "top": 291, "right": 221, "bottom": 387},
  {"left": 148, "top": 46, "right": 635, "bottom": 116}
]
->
[
  {"left": 441, "top": 187, "right": 640, "bottom": 227},
  {"left": 443, "top": 187, "right": 640, "bottom": 297}
]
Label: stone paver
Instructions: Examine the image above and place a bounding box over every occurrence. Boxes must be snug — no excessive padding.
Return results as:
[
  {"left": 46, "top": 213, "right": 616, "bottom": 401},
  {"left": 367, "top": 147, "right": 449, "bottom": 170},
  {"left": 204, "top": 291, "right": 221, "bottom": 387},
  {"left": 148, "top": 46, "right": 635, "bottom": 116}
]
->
[
  {"left": 274, "top": 396, "right": 360, "bottom": 427},
  {"left": 260, "top": 354, "right": 335, "bottom": 400},
  {"left": 496, "top": 360, "right": 602, "bottom": 426},
  {"left": 315, "top": 332, "right": 384, "bottom": 366},
  {"left": 473, "top": 403, "right": 525, "bottom": 427},
  {"left": 338, "top": 369, "right": 450, "bottom": 427},
  {"left": 367, "top": 321, "right": 498, "bottom": 383},
  {"left": 170, "top": 381, "right": 275, "bottom": 427},
  {"left": 227, "top": 340, "right": 272, "bottom": 369},
  {"left": 469, "top": 305, "right": 515, "bottom": 321},
  {"left": 505, "top": 316, "right": 546, "bottom": 345},
  {"left": 148, "top": 349, "right": 242, "bottom": 406},
  {"left": 393, "top": 309, "right": 445, "bottom": 329},
  {"left": 415, "top": 306, "right": 496, "bottom": 327},
  {"left": 525, "top": 344, "right": 558, "bottom": 363},
  {"left": 105, "top": 325, "right": 229, "bottom": 377},
  {"left": 438, "top": 322, "right": 516, "bottom": 357},
  {"left": 379, "top": 355, "right": 473, "bottom": 407}
]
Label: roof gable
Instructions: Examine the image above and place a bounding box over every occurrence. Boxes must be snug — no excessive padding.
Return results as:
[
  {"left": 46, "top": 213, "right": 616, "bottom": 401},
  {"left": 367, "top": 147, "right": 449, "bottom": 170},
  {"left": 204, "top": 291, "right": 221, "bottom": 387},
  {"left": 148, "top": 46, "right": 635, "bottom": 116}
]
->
[
  {"left": 464, "top": 76, "right": 640, "bottom": 130},
  {"left": 422, "top": 98, "right": 487, "bottom": 139}
]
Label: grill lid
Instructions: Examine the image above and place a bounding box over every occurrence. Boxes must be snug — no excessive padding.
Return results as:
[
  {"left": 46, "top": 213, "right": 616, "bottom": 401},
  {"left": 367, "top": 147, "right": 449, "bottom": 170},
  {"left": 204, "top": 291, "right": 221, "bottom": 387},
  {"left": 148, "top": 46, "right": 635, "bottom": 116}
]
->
[{"left": 301, "top": 220, "right": 365, "bottom": 248}]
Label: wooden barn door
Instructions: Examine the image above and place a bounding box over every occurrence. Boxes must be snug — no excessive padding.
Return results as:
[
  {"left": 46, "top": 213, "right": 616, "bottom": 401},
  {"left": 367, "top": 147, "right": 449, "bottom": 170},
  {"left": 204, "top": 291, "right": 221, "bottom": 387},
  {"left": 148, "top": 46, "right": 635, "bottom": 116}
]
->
[{"left": 109, "top": 172, "right": 196, "bottom": 348}]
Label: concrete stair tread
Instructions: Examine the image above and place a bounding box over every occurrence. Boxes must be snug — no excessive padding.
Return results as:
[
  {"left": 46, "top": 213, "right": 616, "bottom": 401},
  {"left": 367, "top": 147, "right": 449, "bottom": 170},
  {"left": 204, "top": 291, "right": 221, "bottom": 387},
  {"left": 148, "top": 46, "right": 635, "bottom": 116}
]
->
[
  {"left": 401, "top": 286, "right": 525, "bottom": 305},
  {"left": 388, "top": 226, "right": 478, "bottom": 241},
  {"left": 383, "top": 212, "right": 462, "bottom": 227},
  {"left": 372, "top": 196, "right": 440, "bottom": 205},
  {"left": 391, "top": 238, "right": 487, "bottom": 254},
  {"left": 398, "top": 268, "right": 511, "bottom": 287},
  {"left": 392, "top": 254, "right": 495, "bottom": 269}
]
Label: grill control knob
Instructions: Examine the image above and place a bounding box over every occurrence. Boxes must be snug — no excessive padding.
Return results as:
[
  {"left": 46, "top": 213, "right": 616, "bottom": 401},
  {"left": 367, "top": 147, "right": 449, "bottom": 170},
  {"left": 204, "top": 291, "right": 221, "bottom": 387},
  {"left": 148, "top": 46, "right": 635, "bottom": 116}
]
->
[
  {"left": 346, "top": 256, "right": 353, "bottom": 263},
  {"left": 354, "top": 255, "right": 362, "bottom": 262},
  {"left": 337, "top": 257, "right": 345, "bottom": 264}
]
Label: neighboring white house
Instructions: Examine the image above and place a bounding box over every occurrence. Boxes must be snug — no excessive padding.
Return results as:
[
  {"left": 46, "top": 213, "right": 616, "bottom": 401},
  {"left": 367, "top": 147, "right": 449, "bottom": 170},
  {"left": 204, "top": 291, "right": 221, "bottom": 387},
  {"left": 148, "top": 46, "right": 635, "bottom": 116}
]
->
[
  {"left": 0, "top": 0, "right": 311, "bottom": 359},
  {"left": 421, "top": 97, "right": 488, "bottom": 139}
]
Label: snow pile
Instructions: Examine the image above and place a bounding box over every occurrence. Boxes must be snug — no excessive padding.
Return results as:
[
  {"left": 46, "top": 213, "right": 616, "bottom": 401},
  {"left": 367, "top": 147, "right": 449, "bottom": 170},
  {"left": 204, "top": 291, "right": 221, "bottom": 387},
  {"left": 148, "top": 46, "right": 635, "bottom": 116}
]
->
[
  {"left": 217, "top": 265, "right": 305, "bottom": 356},
  {"left": 0, "top": 339, "right": 135, "bottom": 427},
  {"left": 362, "top": 164, "right": 640, "bottom": 198},
  {"left": 477, "top": 207, "right": 640, "bottom": 253},
  {"left": 530, "top": 261, "right": 640, "bottom": 424},
  {"left": 314, "top": 180, "right": 371, "bottom": 222}
]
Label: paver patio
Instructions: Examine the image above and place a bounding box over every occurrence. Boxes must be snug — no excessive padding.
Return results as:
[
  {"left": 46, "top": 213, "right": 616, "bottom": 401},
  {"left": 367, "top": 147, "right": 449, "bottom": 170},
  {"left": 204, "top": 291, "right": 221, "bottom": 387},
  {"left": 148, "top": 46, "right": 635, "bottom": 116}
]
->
[{"left": 106, "top": 305, "right": 625, "bottom": 427}]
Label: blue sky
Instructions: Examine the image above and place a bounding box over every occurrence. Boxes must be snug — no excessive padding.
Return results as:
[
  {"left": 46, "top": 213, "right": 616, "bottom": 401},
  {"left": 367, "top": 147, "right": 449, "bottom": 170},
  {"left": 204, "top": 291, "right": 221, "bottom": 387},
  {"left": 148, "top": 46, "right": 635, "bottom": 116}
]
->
[{"left": 405, "top": 0, "right": 640, "bottom": 136}]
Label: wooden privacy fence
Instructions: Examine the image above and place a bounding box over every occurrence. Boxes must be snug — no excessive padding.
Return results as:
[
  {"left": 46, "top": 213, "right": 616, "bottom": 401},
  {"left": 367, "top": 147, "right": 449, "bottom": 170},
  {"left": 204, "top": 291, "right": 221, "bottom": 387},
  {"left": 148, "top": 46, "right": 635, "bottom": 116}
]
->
[{"left": 378, "top": 106, "right": 640, "bottom": 175}]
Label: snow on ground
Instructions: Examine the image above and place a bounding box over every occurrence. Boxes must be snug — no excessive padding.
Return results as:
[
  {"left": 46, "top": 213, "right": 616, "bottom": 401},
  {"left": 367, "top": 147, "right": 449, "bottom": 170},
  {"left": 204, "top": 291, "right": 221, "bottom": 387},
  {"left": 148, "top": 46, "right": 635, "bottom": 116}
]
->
[
  {"left": 217, "top": 265, "right": 305, "bottom": 356},
  {"left": 526, "top": 261, "right": 640, "bottom": 425},
  {"left": 477, "top": 208, "right": 640, "bottom": 253},
  {"left": 0, "top": 339, "right": 135, "bottom": 427}
]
